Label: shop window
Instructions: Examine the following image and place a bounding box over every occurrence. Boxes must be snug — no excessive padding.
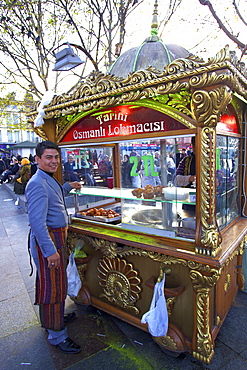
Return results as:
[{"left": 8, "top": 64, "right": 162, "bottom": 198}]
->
[
  {"left": 119, "top": 137, "right": 196, "bottom": 239},
  {"left": 216, "top": 135, "right": 240, "bottom": 229},
  {"left": 60, "top": 146, "right": 113, "bottom": 188}
]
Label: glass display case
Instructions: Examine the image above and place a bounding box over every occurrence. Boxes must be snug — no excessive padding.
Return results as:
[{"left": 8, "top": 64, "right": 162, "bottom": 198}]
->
[
  {"left": 215, "top": 135, "right": 240, "bottom": 229},
  {"left": 65, "top": 133, "right": 240, "bottom": 241}
]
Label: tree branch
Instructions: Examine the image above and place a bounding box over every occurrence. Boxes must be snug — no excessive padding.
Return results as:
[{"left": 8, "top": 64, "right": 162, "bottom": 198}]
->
[{"left": 198, "top": 0, "right": 246, "bottom": 50}]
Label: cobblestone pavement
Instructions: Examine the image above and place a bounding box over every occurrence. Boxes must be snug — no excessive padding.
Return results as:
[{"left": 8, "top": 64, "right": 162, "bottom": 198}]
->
[{"left": 1, "top": 185, "right": 247, "bottom": 370}]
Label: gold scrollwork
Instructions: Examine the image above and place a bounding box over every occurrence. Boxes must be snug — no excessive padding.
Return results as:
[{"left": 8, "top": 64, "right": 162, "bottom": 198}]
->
[
  {"left": 198, "top": 127, "right": 222, "bottom": 256},
  {"left": 166, "top": 297, "right": 176, "bottom": 317},
  {"left": 76, "top": 263, "right": 88, "bottom": 283},
  {"left": 153, "top": 336, "right": 177, "bottom": 351},
  {"left": 69, "top": 232, "right": 243, "bottom": 277},
  {"left": 191, "top": 86, "right": 232, "bottom": 127},
  {"left": 97, "top": 256, "right": 141, "bottom": 314},
  {"left": 216, "top": 315, "right": 221, "bottom": 326},
  {"left": 190, "top": 269, "right": 221, "bottom": 364},
  {"left": 27, "top": 46, "right": 247, "bottom": 128},
  {"left": 224, "top": 274, "right": 231, "bottom": 292},
  {"left": 69, "top": 231, "right": 225, "bottom": 273}
]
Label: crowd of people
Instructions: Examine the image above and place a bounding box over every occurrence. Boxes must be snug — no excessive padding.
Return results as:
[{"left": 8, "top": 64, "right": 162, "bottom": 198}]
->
[
  {"left": 63, "top": 151, "right": 112, "bottom": 187},
  {"left": 0, "top": 145, "right": 193, "bottom": 193},
  {"left": 120, "top": 147, "right": 189, "bottom": 189},
  {"left": 0, "top": 153, "right": 37, "bottom": 194}
]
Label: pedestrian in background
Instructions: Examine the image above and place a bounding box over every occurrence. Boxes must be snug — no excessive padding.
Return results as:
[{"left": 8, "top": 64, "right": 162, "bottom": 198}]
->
[
  {"left": 0, "top": 157, "right": 20, "bottom": 184},
  {"left": 121, "top": 154, "right": 132, "bottom": 188},
  {"left": 175, "top": 148, "right": 186, "bottom": 167},
  {"left": 98, "top": 155, "right": 112, "bottom": 186},
  {"left": 25, "top": 140, "right": 82, "bottom": 354},
  {"left": 14, "top": 158, "right": 31, "bottom": 194},
  {"left": 0, "top": 156, "right": 6, "bottom": 175},
  {"left": 63, "top": 154, "right": 80, "bottom": 182}
]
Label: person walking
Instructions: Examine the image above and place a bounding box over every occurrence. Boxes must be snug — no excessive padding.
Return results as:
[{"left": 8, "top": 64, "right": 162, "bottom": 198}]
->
[{"left": 25, "top": 140, "right": 82, "bottom": 354}]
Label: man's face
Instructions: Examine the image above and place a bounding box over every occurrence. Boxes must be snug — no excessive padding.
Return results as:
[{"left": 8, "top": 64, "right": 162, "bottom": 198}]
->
[
  {"left": 68, "top": 156, "right": 74, "bottom": 163},
  {"left": 36, "top": 148, "right": 60, "bottom": 173}
]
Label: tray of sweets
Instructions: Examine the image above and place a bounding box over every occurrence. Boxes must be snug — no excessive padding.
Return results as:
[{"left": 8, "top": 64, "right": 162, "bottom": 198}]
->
[{"left": 76, "top": 206, "right": 121, "bottom": 223}]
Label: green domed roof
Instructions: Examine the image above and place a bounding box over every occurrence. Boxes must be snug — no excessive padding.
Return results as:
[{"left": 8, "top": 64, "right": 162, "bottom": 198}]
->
[
  {"left": 108, "top": 1, "right": 190, "bottom": 78},
  {"left": 108, "top": 38, "right": 189, "bottom": 78}
]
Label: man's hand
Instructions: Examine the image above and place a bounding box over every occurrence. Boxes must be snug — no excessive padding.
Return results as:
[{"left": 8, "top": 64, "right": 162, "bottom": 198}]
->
[
  {"left": 69, "top": 181, "right": 82, "bottom": 190},
  {"left": 189, "top": 175, "right": 196, "bottom": 183},
  {"left": 47, "top": 252, "right": 60, "bottom": 268}
]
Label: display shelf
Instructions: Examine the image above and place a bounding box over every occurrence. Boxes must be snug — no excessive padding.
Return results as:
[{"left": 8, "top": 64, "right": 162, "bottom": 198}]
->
[{"left": 70, "top": 186, "right": 196, "bottom": 205}]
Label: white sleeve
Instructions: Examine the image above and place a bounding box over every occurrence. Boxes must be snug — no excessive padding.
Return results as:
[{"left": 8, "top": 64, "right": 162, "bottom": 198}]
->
[{"left": 176, "top": 175, "right": 191, "bottom": 187}]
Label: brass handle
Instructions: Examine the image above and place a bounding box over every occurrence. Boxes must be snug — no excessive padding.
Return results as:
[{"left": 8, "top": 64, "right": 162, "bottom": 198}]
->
[{"left": 157, "top": 266, "right": 172, "bottom": 282}]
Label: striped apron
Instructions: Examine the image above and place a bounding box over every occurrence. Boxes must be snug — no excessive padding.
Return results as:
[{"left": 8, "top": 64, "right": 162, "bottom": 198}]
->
[{"left": 35, "top": 227, "right": 68, "bottom": 331}]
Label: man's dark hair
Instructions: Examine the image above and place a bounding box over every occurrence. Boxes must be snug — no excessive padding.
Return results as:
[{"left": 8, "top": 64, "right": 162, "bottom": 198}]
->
[{"left": 36, "top": 140, "right": 59, "bottom": 158}]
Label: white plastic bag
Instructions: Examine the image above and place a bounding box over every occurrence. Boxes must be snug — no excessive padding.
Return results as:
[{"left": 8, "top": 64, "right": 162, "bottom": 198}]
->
[
  {"left": 34, "top": 90, "right": 54, "bottom": 128},
  {"left": 141, "top": 275, "right": 168, "bottom": 337},
  {"left": 66, "top": 252, "right": 82, "bottom": 297}
]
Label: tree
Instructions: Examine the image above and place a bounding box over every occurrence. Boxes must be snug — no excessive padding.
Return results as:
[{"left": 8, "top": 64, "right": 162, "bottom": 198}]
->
[
  {"left": 0, "top": 92, "right": 32, "bottom": 137},
  {"left": 0, "top": 0, "right": 144, "bottom": 99},
  {"left": 0, "top": 0, "right": 184, "bottom": 100},
  {"left": 198, "top": 0, "right": 247, "bottom": 59}
]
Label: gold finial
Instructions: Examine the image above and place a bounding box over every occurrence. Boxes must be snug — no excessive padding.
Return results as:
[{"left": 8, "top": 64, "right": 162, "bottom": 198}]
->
[{"left": 151, "top": 0, "right": 158, "bottom": 36}]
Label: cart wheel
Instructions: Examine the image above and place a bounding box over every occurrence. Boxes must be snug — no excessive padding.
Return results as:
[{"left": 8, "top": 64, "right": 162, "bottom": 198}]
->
[{"left": 159, "top": 347, "right": 184, "bottom": 358}]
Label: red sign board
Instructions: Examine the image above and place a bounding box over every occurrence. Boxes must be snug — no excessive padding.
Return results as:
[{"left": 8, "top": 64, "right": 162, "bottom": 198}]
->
[
  {"left": 217, "top": 114, "right": 238, "bottom": 133},
  {"left": 61, "top": 105, "right": 187, "bottom": 142}
]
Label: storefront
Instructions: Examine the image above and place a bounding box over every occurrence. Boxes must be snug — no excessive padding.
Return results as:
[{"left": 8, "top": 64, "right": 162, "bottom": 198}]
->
[{"left": 28, "top": 46, "right": 247, "bottom": 364}]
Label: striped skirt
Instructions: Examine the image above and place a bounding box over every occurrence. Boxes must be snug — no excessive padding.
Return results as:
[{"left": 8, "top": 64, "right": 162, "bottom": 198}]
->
[
  {"left": 35, "top": 227, "right": 68, "bottom": 331},
  {"left": 35, "top": 227, "right": 68, "bottom": 305}
]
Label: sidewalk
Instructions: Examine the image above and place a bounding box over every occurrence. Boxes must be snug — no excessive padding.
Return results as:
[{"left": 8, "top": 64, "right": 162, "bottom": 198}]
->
[{"left": 1, "top": 184, "right": 247, "bottom": 370}]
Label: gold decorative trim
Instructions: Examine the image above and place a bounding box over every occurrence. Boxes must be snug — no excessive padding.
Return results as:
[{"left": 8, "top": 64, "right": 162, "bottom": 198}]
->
[
  {"left": 216, "top": 315, "right": 221, "bottom": 326},
  {"left": 224, "top": 274, "right": 231, "bottom": 292},
  {"left": 68, "top": 231, "right": 243, "bottom": 272},
  {"left": 76, "top": 264, "right": 88, "bottom": 283},
  {"left": 97, "top": 256, "right": 141, "bottom": 314},
  {"left": 153, "top": 335, "right": 177, "bottom": 351},
  {"left": 190, "top": 269, "right": 221, "bottom": 364},
  {"left": 191, "top": 86, "right": 232, "bottom": 127},
  {"left": 238, "top": 236, "right": 247, "bottom": 291},
  {"left": 166, "top": 297, "right": 177, "bottom": 317},
  {"left": 27, "top": 46, "right": 247, "bottom": 128},
  {"left": 197, "top": 127, "right": 222, "bottom": 256}
]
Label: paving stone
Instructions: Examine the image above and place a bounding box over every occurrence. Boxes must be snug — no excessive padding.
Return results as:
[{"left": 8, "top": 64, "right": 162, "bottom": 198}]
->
[
  {"left": 0, "top": 326, "right": 55, "bottom": 370},
  {"left": 1, "top": 185, "right": 247, "bottom": 369},
  {"left": 0, "top": 294, "right": 39, "bottom": 338}
]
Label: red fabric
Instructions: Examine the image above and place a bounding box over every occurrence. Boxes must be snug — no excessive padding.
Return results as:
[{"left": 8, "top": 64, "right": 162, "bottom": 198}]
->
[{"left": 35, "top": 228, "right": 68, "bottom": 305}]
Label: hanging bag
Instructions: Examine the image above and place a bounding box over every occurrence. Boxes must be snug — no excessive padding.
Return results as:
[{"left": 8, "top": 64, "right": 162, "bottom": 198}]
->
[
  {"left": 141, "top": 275, "right": 168, "bottom": 337},
  {"left": 66, "top": 252, "right": 82, "bottom": 297}
]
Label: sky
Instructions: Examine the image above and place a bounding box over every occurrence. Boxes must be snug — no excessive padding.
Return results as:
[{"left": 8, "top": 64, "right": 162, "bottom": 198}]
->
[{"left": 124, "top": 0, "right": 247, "bottom": 61}]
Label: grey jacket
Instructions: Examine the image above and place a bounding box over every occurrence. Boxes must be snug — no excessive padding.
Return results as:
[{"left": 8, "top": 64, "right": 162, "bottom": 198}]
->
[{"left": 25, "top": 169, "right": 72, "bottom": 259}]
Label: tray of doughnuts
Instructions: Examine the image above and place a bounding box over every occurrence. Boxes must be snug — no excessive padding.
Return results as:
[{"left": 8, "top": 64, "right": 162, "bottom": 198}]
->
[{"left": 76, "top": 207, "right": 121, "bottom": 223}]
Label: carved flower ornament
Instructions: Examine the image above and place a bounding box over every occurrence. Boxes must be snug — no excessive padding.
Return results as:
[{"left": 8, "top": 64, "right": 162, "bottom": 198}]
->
[{"left": 97, "top": 256, "right": 141, "bottom": 314}]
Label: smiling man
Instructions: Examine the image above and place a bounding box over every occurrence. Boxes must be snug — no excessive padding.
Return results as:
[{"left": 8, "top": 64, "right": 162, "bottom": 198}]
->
[{"left": 25, "top": 140, "right": 82, "bottom": 354}]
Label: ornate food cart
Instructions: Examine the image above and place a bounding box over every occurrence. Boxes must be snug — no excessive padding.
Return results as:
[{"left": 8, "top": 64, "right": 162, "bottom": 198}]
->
[{"left": 28, "top": 46, "right": 247, "bottom": 364}]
